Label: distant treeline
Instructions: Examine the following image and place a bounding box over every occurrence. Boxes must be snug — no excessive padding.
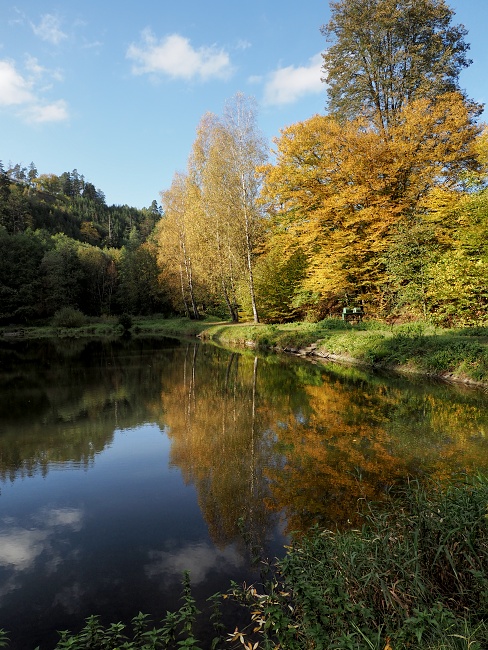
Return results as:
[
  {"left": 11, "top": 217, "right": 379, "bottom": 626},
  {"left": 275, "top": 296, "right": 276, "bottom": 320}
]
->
[
  {"left": 0, "top": 162, "right": 161, "bottom": 248},
  {"left": 0, "top": 162, "right": 169, "bottom": 323}
]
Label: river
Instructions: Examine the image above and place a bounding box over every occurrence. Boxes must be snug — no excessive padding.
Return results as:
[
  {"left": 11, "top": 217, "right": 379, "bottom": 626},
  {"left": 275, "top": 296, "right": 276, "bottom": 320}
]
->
[{"left": 0, "top": 336, "right": 487, "bottom": 648}]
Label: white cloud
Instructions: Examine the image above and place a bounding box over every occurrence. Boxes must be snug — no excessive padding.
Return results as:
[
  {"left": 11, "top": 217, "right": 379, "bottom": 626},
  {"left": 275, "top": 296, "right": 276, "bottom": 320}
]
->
[
  {"left": 24, "top": 55, "right": 63, "bottom": 83},
  {"left": 235, "top": 39, "right": 252, "bottom": 51},
  {"left": 127, "top": 30, "right": 233, "bottom": 81},
  {"left": 24, "top": 99, "right": 69, "bottom": 124},
  {"left": 0, "top": 58, "right": 68, "bottom": 123},
  {"left": 42, "top": 507, "right": 84, "bottom": 530},
  {"left": 263, "top": 53, "right": 324, "bottom": 106},
  {"left": 0, "top": 507, "right": 83, "bottom": 572},
  {"left": 31, "top": 13, "right": 67, "bottom": 45},
  {"left": 24, "top": 55, "right": 46, "bottom": 77},
  {"left": 0, "top": 528, "right": 48, "bottom": 570},
  {"left": 0, "top": 60, "right": 34, "bottom": 105},
  {"left": 248, "top": 74, "right": 263, "bottom": 85}
]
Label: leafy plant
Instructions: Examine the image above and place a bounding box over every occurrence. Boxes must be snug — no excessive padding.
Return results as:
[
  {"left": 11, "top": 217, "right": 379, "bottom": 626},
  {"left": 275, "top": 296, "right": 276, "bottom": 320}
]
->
[
  {"left": 51, "top": 307, "right": 87, "bottom": 328},
  {"left": 118, "top": 313, "right": 133, "bottom": 331},
  {"left": 226, "top": 476, "right": 488, "bottom": 650}
]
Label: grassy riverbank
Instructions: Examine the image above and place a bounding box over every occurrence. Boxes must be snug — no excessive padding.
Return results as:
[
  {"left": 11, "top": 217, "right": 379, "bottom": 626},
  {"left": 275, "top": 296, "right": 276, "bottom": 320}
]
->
[
  {"left": 202, "top": 319, "right": 488, "bottom": 386},
  {"left": 229, "top": 475, "right": 488, "bottom": 650},
  {"left": 0, "top": 315, "right": 216, "bottom": 340},
  {"left": 2, "top": 476, "right": 486, "bottom": 649}
]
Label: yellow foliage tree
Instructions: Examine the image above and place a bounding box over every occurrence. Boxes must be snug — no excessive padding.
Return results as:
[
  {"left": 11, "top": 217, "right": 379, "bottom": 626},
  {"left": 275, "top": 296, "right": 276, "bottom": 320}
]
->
[
  {"left": 260, "top": 92, "right": 480, "bottom": 315},
  {"left": 158, "top": 172, "right": 200, "bottom": 319}
]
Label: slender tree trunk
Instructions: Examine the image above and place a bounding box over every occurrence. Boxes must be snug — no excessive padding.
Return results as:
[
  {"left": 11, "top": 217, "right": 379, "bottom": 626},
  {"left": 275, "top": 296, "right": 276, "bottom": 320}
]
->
[
  {"left": 242, "top": 192, "right": 259, "bottom": 323},
  {"left": 221, "top": 278, "right": 238, "bottom": 321},
  {"left": 185, "top": 259, "right": 199, "bottom": 320},
  {"left": 245, "top": 237, "right": 259, "bottom": 324},
  {"left": 179, "top": 263, "right": 190, "bottom": 318},
  {"left": 179, "top": 236, "right": 199, "bottom": 320},
  {"left": 216, "top": 228, "right": 238, "bottom": 321}
]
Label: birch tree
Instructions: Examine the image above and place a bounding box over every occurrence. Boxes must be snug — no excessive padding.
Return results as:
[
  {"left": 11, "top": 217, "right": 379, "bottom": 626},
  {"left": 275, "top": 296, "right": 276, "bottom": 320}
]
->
[
  {"left": 159, "top": 173, "right": 200, "bottom": 319},
  {"left": 188, "top": 114, "right": 242, "bottom": 321},
  {"left": 186, "top": 95, "right": 267, "bottom": 323},
  {"left": 220, "top": 93, "right": 268, "bottom": 323}
]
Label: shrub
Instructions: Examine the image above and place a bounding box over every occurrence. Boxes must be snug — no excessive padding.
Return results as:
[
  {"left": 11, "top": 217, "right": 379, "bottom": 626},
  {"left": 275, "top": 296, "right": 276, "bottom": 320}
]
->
[
  {"left": 51, "top": 307, "right": 87, "bottom": 328},
  {"left": 230, "top": 476, "right": 488, "bottom": 650},
  {"left": 118, "top": 314, "right": 133, "bottom": 331}
]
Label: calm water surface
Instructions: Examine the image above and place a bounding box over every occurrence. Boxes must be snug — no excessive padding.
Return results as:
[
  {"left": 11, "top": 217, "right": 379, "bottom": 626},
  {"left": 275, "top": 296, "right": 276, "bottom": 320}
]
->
[{"left": 0, "top": 336, "right": 487, "bottom": 648}]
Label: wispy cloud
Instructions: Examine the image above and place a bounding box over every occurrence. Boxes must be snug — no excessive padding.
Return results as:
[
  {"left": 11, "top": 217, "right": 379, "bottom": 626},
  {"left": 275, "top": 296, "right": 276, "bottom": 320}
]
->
[
  {"left": 0, "top": 60, "right": 34, "bottom": 105},
  {"left": 24, "top": 100, "right": 69, "bottom": 124},
  {"left": 263, "top": 53, "right": 324, "bottom": 106},
  {"left": 127, "top": 30, "right": 233, "bottom": 81},
  {"left": 235, "top": 39, "right": 252, "bottom": 51},
  {"left": 25, "top": 55, "right": 64, "bottom": 82},
  {"left": 0, "top": 58, "right": 68, "bottom": 123},
  {"left": 31, "top": 13, "right": 68, "bottom": 45}
]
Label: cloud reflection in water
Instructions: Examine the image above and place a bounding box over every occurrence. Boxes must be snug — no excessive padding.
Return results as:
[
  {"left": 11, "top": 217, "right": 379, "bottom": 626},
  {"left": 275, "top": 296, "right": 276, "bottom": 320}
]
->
[{"left": 145, "top": 541, "right": 244, "bottom": 585}]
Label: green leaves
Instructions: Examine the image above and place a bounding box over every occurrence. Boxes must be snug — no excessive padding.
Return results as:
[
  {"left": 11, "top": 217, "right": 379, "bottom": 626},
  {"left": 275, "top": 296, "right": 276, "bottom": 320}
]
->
[{"left": 321, "top": 0, "right": 473, "bottom": 130}]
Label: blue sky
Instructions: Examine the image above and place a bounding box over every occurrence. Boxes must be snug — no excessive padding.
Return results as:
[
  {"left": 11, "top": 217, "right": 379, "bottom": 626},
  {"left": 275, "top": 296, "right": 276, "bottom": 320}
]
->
[{"left": 1, "top": 1, "right": 487, "bottom": 209}]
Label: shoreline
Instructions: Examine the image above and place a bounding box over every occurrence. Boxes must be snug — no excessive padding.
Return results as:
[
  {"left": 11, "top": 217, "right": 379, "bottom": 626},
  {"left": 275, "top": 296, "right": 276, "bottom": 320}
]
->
[
  {"left": 2, "top": 317, "right": 488, "bottom": 389},
  {"left": 199, "top": 321, "right": 488, "bottom": 390}
]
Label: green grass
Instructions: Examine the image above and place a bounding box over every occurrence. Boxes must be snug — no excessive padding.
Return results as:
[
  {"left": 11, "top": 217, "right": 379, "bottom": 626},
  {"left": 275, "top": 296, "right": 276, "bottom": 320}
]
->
[
  {"left": 0, "top": 315, "right": 223, "bottom": 340},
  {"left": 3, "top": 316, "right": 488, "bottom": 384},
  {"left": 230, "top": 475, "right": 488, "bottom": 650},
  {"left": 202, "top": 319, "right": 488, "bottom": 384}
]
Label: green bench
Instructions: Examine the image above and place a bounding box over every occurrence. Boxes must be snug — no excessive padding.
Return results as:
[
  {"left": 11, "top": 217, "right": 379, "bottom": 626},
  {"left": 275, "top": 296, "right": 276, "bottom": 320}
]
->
[{"left": 342, "top": 307, "right": 364, "bottom": 322}]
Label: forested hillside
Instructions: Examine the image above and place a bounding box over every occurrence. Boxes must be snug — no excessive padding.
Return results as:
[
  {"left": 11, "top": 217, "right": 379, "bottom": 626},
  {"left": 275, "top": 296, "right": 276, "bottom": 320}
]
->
[
  {"left": 0, "top": 163, "right": 166, "bottom": 323},
  {"left": 1, "top": 0, "right": 487, "bottom": 329}
]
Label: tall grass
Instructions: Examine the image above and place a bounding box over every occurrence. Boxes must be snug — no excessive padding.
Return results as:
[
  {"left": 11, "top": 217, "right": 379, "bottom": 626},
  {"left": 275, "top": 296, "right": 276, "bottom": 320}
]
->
[{"left": 230, "top": 475, "right": 488, "bottom": 649}]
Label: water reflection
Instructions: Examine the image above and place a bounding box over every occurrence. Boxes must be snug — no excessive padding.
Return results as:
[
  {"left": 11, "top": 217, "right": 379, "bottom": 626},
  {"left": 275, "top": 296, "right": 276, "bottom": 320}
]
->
[
  {"left": 145, "top": 542, "right": 245, "bottom": 586},
  {"left": 0, "top": 337, "right": 487, "bottom": 648}
]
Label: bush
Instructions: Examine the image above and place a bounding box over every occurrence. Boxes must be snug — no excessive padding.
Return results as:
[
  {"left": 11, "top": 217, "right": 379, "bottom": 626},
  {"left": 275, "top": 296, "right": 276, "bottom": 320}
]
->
[
  {"left": 317, "top": 317, "right": 352, "bottom": 330},
  {"left": 51, "top": 307, "right": 87, "bottom": 328},
  {"left": 118, "top": 314, "right": 133, "bottom": 331}
]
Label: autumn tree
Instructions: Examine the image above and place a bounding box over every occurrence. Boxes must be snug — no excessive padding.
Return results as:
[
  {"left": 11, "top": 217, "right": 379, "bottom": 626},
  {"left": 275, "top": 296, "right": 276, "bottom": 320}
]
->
[
  {"left": 157, "top": 94, "right": 267, "bottom": 322},
  {"left": 188, "top": 113, "right": 244, "bottom": 321},
  {"left": 220, "top": 93, "right": 267, "bottom": 323},
  {"left": 260, "top": 92, "right": 480, "bottom": 313},
  {"left": 321, "top": 0, "right": 476, "bottom": 130},
  {"left": 252, "top": 239, "right": 308, "bottom": 322},
  {"left": 159, "top": 172, "right": 200, "bottom": 319},
  {"left": 424, "top": 185, "right": 488, "bottom": 325}
]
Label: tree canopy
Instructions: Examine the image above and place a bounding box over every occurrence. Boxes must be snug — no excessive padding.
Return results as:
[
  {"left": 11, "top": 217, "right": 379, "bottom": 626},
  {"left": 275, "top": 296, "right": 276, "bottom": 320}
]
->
[{"left": 321, "top": 0, "right": 475, "bottom": 130}]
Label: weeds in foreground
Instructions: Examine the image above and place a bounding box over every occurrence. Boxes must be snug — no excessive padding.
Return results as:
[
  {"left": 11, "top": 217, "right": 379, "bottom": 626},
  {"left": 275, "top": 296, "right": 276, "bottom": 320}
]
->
[
  {"left": 228, "top": 475, "right": 488, "bottom": 649},
  {"left": 49, "top": 572, "right": 219, "bottom": 650}
]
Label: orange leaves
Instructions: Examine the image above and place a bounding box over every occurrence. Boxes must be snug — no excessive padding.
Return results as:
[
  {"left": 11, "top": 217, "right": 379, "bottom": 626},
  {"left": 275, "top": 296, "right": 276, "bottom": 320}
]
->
[{"left": 260, "top": 92, "right": 480, "bottom": 309}]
